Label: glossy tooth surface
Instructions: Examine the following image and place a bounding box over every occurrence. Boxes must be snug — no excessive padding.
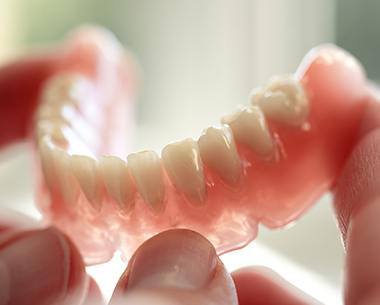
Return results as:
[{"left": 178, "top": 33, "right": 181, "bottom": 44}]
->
[
  {"left": 222, "top": 106, "right": 274, "bottom": 157},
  {"left": 41, "top": 73, "right": 91, "bottom": 105},
  {"left": 99, "top": 156, "right": 135, "bottom": 212},
  {"left": 38, "top": 137, "right": 57, "bottom": 193},
  {"left": 162, "top": 139, "right": 206, "bottom": 206},
  {"left": 127, "top": 151, "right": 165, "bottom": 213},
  {"left": 250, "top": 75, "right": 309, "bottom": 126},
  {"left": 52, "top": 148, "right": 78, "bottom": 206},
  {"left": 70, "top": 155, "right": 102, "bottom": 211},
  {"left": 36, "top": 120, "right": 68, "bottom": 146},
  {"left": 198, "top": 126, "right": 241, "bottom": 185}
]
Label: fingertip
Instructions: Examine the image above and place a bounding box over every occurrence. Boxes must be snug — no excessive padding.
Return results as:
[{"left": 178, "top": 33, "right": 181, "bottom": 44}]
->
[
  {"left": 111, "top": 229, "right": 237, "bottom": 305},
  {"left": 232, "top": 267, "right": 320, "bottom": 305},
  {"left": 0, "top": 227, "right": 87, "bottom": 305}
]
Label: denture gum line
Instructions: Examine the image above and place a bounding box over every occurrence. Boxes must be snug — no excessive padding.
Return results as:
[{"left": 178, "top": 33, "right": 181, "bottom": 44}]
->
[{"left": 34, "top": 69, "right": 309, "bottom": 263}]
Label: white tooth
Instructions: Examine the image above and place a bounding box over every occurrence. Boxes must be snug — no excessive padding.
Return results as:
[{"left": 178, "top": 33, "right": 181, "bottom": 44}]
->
[
  {"left": 99, "top": 156, "right": 135, "bottom": 212},
  {"left": 127, "top": 151, "right": 165, "bottom": 213},
  {"left": 70, "top": 155, "right": 102, "bottom": 211},
  {"left": 198, "top": 126, "right": 241, "bottom": 185},
  {"left": 52, "top": 148, "right": 78, "bottom": 207},
  {"left": 161, "top": 139, "right": 206, "bottom": 206},
  {"left": 38, "top": 136, "right": 58, "bottom": 194},
  {"left": 41, "top": 73, "right": 91, "bottom": 105},
  {"left": 221, "top": 106, "right": 274, "bottom": 157},
  {"left": 250, "top": 75, "right": 309, "bottom": 126},
  {"left": 36, "top": 120, "right": 68, "bottom": 146}
]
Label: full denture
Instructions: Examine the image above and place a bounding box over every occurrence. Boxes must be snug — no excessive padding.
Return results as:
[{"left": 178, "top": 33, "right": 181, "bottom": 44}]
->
[{"left": 1, "top": 27, "right": 369, "bottom": 264}]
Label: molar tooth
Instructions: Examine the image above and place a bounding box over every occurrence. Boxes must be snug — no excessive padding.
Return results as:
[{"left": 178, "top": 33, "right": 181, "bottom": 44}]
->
[
  {"left": 250, "top": 75, "right": 309, "bottom": 126},
  {"left": 42, "top": 73, "right": 91, "bottom": 105},
  {"left": 36, "top": 120, "right": 68, "bottom": 146},
  {"left": 198, "top": 126, "right": 241, "bottom": 185},
  {"left": 38, "top": 136, "right": 57, "bottom": 193},
  {"left": 99, "top": 156, "right": 135, "bottom": 212},
  {"left": 52, "top": 148, "right": 78, "bottom": 207},
  {"left": 162, "top": 139, "right": 206, "bottom": 206},
  {"left": 70, "top": 155, "right": 102, "bottom": 211},
  {"left": 127, "top": 151, "right": 165, "bottom": 213},
  {"left": 221, "top": 106, "right": 274, "bottom": 157}
]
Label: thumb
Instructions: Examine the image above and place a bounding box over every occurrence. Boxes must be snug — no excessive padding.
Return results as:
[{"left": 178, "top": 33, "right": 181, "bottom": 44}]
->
[{"left": 109, "top": 229, "right": 237, "bottom": 305}]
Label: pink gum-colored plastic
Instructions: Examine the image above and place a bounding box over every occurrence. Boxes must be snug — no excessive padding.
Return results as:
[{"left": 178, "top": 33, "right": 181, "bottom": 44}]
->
[{"left": 34, "top": 30, "right": 369, "bottom": 264}]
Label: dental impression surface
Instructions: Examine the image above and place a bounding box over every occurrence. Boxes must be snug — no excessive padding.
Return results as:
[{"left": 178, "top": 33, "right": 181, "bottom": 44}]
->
[{"left": 8, "top": 28, "right": 369, "bottom": 264}]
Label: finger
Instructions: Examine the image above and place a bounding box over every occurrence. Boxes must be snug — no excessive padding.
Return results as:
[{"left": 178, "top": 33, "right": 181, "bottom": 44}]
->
[
  {"left": 232, "top": 267, "right": 321, "bottom": 305},
  {"left": 334, "top": 94, "right": 380, "bottom": 305},
  {"left": 110, "top": 229, "right": 238, "bottom": 305},
  {"left": 82, "top": 278, "right": 105, "bottom": 305},
  {"left": 0, "top": 56, "right": 54, "bottom": 148},
  {"left": 0, "top": 227, "right": 87, "bottom": 305}
]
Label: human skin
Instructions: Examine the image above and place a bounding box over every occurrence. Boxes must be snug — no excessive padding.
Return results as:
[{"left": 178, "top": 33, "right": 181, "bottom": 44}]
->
[{"left": 1, "top": 89, "right": 380, "bottom": 304}]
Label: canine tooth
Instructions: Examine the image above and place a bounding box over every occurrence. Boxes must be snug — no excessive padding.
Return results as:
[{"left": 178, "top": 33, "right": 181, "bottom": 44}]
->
[
  {"left": 52, "top": 148, "right": 78, "bottom": 206},
  {"left": 70, "top": 155, "right": 102, "bottom": 211},
  {"left": 127, "top": 151, "right": 165, "bottom": 213},
  {"left": 99, "top": 156, "right": 135, "bottom": 212},
  {"left": 222, "top": 106, "right": 274, "bottom": 157},
  {"left": 162, "top": 139, "right": 206, "bottom": 206},
  {"left": 250, "top": 75, "right": 309, "bottom": 126},
  {"left": 198, "top": 126, "right": 241, "bottom": 185}
]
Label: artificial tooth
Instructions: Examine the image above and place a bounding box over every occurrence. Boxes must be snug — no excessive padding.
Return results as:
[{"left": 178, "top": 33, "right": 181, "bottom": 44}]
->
[
  {"left": 127, "top": 151, "right": 165, "bottom": 213},
  {"left": 250, "top": 75, "right": 309, "bottom": 126},
  {"left": 99, "top": 156, "right": 135, "bottom": 212},
  {"left": 221, "top": 106, "right": 274, "bottom": 157},
  {"left": 41, "top": 73, "right": 91, "bottom": 105},
  {"left": 161, "top": 139, "right": 206, "bottom": 206},
  {"left": 36, "top": 120, "right": 68, "bottom": 146},
  {"left": 70, "top": 155, "right": 102, "bottom": 211},
  {"left": 198, "top": 126, "right": 241, "bottom": 185},
  {"left": 38, "top": 136, "right": 58, "bottom": 193},
  {"left": 52, "top": 148, "right": 78, "bottom": 207}
]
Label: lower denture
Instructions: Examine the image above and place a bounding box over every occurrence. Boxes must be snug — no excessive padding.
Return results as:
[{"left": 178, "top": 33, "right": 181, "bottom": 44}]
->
[{"left": 20, "top": 29, "right": 369, "bottom": 264}]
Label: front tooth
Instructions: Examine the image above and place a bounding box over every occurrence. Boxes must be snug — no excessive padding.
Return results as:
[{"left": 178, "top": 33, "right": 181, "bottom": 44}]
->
[
  {"left": 250, "top": 75, "right": 309, "bottom": 126},
  {"left": 161, "top": 139, "right": 206, "bottom": 206},
  {"left": 221, "top": 106, "right": 274, "bottom": 157},
  {"left": 70, "top": 155, "right": 102, "bottom": 211},
  {"left": 99, "top": 156, "right": 135, "bottom": 212},
  {"left": 198, "top": 126, "right": 241, "bottom": 185},
  {"left": 127, "top": 151, "right": 165, "bottom": 213},
  {"left": 52, "top": 148, "right": 78, "bottom": 207}
]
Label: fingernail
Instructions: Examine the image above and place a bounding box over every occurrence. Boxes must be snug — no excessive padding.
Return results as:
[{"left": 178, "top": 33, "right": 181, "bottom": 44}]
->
[
  {"left": 125, "top": 229, "right": 218, "bottom": 291},
  {"left": 0, "top": 227, "right": 85, "bottom": 305},
  {"left": 358, "top": 90, "right": 380, "bottom": 139}
]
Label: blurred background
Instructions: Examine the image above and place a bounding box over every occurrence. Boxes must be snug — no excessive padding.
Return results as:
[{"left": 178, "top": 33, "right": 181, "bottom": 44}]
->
[{"left": 0, "top": 1, "right": 378, "bottom": 304}]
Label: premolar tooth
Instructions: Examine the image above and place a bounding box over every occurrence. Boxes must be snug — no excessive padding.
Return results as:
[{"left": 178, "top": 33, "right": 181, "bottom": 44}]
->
[
  {"left": 127, "top": 151, "right": 165, "bottom": 213},
  {"left": 162, "top": 139, "right": 206, "bottom": 206},
  {"left": 250, "top": 75, "right": 309, "bottom": 126},
  {"left": 99, "top": 156, "right": 135, "bottom": 212},
  {"left": 70, "top": 155, "right": 102, "bottom": 211},
  {"left": 222, "top": 106, "right": 274, "bottom": 157},
  {"left": 198, "top": 126, "right": 241, "bottom": 185},
  {"left": 52, "top": 148, "right": 78, "bottom": 207}
]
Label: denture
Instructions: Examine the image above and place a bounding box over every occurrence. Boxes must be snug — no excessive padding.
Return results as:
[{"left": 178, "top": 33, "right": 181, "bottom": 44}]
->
[{"left": 4, "top": 27, "right": 369, "bottom": 264}]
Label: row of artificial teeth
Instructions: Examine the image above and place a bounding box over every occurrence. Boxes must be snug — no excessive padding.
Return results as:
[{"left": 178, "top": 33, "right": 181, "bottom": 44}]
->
[{"left": 35, "top": 74, "right": 309, "bottom": 214}]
